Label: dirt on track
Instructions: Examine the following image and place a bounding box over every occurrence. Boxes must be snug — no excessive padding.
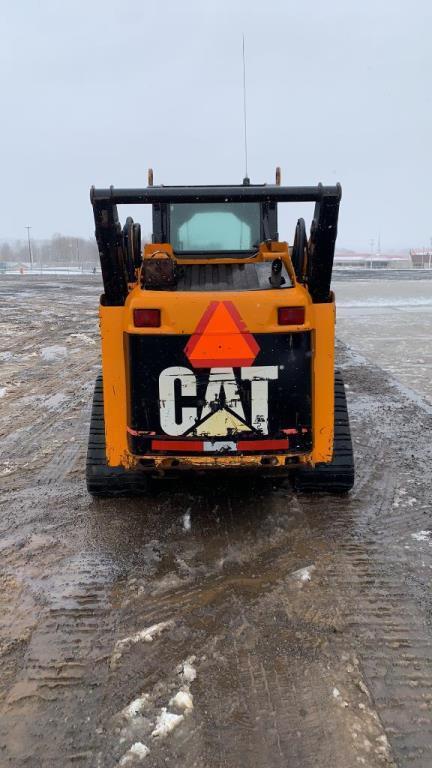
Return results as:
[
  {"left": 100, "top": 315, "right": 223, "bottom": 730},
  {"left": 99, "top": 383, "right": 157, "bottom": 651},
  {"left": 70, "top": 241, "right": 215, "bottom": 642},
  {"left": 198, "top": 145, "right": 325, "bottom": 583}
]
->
[{"left": 0, "top": 275, "right": 432, "bottom": 768}]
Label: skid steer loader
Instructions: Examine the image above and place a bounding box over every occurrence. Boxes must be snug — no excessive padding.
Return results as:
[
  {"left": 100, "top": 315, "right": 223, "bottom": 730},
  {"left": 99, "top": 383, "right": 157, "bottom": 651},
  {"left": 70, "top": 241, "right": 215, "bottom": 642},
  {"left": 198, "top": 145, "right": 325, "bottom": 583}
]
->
[{"left": 86, "top": 172, "right": 354, "bottom": 496}]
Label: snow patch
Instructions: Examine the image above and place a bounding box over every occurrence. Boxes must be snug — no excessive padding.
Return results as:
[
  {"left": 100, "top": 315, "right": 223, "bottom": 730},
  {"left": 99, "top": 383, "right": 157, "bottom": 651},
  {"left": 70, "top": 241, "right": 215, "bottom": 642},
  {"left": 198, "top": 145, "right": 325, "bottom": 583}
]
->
[
  {"left": 118, "top": 742, "right": 150, "bottom": 765},
  {"left": 110, "top": 620, "right": 174, "bottom": 668},
  {"left": 151, "top": 572, "right": 185, "bottom": 595},
  {"left": 43, "top": 392, "right": 68, "bottom": 412},
  {"left": 411, "top": 530, "right": 431, "bottom": 543},
  {"left": 332, "top": 687, "right": 348, "bottom": 707},
  {"left": 375, "top": 733, "right": 390, "bottom": 757},
  {"left": 68, "top": 332, "right": 96, "bottom": 345},
  {"left": 121, "top": 694, "right": 150, "bottom": 720},
  {"left": 40, "top": 345, "right": 68, "bottom": 362},
  {"left": 182, "top": 508, "right": 191, "bottom": 531},
  {"left": 169, "top": 689, "right": 193, "bottom": 712},
  {"left": 179, "top": 657, "right": 197, "bottom": 683},
  {"left": 291, "top": 564, "right": 315, "bottom": 583},
  {"left": 338, "top": 297, "right": 432, "bottom": 308},
  {"left": 0, "top": 460, "right": 15, "bottom": 477},
  {"left": 0, "top": 387, "right": 6, "bottom": 398},
  {"left": 151, "top": 708, "right": 183, "bottom": 738}
]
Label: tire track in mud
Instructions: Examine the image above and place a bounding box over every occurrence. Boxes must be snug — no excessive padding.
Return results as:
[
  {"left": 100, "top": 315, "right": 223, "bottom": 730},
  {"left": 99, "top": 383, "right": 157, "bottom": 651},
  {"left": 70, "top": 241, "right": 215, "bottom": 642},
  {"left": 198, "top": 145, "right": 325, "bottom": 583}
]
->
[
  {"left": 36, "top": 398, "right": 91, "bottom": 486},
  {"left": 1, "top": 395, "right": 91, "bottom": 492},
  {"left": 93, "top": 486, "right": 396, "bottom": 767},
  {"left": 100, "top": 560, "right": 394, "bottom": 768},
  {"left": 0, "top": 538, "right": 120, "bottom": 766}
]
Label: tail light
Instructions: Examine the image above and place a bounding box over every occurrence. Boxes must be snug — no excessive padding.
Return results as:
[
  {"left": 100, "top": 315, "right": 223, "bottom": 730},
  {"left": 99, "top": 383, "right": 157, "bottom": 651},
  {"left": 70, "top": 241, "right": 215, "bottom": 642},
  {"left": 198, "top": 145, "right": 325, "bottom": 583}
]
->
[
  {"left": 133, "top": 308, "right": 161, "bottom": 327},
  {"left": 278, "top": 306, "right": 305, "bottom": 325}
]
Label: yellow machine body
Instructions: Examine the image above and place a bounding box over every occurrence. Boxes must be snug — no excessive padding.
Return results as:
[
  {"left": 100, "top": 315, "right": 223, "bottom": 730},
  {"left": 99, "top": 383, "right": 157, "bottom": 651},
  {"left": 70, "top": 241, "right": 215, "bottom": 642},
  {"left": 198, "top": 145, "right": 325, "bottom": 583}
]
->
[{"left": 99, "top": 242, "right": 335, "bottom": 473}]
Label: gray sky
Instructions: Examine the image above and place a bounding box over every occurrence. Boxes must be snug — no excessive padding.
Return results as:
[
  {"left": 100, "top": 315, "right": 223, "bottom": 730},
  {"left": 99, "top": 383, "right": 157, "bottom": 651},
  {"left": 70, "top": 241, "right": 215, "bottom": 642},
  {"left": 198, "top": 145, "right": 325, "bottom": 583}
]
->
[{"left": 1, "top": 0, "right": 431, "bottom": 250}]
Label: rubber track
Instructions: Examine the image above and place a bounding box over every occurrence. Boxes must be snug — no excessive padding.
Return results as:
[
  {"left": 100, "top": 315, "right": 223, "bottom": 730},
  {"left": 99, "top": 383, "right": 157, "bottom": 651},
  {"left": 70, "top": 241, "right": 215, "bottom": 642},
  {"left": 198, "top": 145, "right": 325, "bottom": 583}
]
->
[
  {"left": 293, "top": 370, "right": 355, "bottom": 493},
  {"left": 86, "top": 375, "right": 148, "bottom": 497}
]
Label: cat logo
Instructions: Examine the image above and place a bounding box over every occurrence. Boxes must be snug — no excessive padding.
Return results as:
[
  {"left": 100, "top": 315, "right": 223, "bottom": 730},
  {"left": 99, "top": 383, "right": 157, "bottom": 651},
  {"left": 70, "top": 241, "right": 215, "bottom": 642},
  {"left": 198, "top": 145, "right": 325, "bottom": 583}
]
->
[{"left": 159, "top": 365, "right": 279, "bottom": 437}]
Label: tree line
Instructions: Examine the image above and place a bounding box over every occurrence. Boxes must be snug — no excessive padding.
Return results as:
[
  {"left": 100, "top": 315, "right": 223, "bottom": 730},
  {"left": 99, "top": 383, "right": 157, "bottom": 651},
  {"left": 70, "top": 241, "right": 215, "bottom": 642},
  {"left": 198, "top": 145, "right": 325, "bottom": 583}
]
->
[{"left": 0, "top": 234, "right": 99, "bottom": 268}]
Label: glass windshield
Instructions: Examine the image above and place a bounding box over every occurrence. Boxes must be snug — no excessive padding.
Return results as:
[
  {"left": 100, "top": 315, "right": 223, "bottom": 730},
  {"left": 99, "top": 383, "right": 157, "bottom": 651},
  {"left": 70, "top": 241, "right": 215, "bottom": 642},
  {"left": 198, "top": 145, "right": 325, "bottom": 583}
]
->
[{"left": 169, "top": 202, "right": 261, "bottom": 254}]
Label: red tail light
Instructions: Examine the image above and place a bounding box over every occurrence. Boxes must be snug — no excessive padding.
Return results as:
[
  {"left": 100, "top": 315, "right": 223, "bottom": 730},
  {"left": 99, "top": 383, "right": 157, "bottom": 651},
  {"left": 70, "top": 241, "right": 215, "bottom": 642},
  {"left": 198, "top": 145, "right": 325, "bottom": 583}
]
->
[
  {"left": 278, "top": 306, "right": 305, "bottom": 325},
  {"left": 133, "top": 308, "right": 161, "bottom": 327}
]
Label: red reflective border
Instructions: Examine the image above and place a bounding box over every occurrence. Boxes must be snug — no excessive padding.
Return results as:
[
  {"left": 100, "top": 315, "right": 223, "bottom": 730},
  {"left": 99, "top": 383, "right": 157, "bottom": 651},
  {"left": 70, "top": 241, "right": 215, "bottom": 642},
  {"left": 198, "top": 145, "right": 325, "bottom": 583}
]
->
[
  {"left": 237, "top": 439, "right": 289, "bottom": 451},
  {"left": 151, "top": 440, "right": 204, "bottom": 452}
]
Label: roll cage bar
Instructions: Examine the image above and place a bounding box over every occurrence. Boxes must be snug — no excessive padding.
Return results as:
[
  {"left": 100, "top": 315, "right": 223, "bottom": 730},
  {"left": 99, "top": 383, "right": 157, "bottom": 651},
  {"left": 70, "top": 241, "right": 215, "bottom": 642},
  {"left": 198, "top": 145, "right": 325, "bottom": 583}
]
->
[{"left": 90, "top": 183, "right": 342, "bottom": 306}]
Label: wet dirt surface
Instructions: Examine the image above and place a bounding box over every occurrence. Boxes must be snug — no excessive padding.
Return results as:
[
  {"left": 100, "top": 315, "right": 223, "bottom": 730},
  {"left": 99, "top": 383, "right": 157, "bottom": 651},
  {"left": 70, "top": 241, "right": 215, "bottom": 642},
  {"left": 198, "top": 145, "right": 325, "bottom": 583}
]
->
[
  {"left": 0, "top": 275, "right": 431, "bottom": 767},
  {"left": 335, "top": 276, "right": 432, "bottom": 404}
]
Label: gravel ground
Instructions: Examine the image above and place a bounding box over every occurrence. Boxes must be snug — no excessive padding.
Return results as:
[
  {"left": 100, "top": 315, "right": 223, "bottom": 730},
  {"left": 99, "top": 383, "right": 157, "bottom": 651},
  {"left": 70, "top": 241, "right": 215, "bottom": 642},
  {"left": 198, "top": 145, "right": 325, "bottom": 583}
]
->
[{"left": 0, "top": 275, "right": 431, "bottom": 768}]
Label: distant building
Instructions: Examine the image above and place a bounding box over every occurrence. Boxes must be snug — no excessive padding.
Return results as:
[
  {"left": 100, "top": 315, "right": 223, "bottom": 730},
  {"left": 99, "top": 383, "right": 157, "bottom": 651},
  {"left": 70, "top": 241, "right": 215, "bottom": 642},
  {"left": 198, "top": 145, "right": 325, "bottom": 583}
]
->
[
  {"left": 410, "top": 249, "right": 432, "bottom": 268},
  {"left": 334, "top": 253, "right": 409, "bottom": 269}
]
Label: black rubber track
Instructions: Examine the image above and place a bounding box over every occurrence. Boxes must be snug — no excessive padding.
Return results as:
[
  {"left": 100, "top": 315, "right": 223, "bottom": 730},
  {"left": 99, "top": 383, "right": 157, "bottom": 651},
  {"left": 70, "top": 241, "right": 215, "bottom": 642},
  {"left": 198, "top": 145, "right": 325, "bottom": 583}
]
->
[
  {"left": 293, "top": 370, "right": 355, "bottom": 494},
  {"left": 86, "top": 375, "right": 148, "bottom": 497}
]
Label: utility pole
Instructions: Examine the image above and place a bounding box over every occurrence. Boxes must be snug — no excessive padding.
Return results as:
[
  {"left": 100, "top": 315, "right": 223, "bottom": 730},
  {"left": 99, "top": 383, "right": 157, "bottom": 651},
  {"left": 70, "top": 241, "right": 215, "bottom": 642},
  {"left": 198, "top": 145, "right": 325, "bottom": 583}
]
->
[
  {"left": 76, "top": 239, "right": 81, "bottom": 271},
  {"left": 369, "top": 238, "right": 375, "bottom": 270},
  {"left": 25, "top": 226, "right": 33, "bottom": 267}
]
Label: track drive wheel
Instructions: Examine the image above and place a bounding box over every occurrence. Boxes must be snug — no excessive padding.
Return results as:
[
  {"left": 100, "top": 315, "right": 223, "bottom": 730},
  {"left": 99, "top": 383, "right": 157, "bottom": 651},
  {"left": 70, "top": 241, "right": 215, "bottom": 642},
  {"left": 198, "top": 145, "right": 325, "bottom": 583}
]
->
[
  {"left": 293, "top": 371, "right": 355, "bottom": 494},
  {"left": 86, "top": 375, "right": 148, "bottom": 497}
]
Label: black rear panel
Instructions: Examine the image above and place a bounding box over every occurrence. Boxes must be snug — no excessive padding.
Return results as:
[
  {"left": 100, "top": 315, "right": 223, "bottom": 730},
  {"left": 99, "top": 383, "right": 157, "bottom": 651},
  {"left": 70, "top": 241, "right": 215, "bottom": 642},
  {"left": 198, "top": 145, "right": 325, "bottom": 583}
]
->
[{"left": 125, "top": 332, "right": 312, "bottom": 456}]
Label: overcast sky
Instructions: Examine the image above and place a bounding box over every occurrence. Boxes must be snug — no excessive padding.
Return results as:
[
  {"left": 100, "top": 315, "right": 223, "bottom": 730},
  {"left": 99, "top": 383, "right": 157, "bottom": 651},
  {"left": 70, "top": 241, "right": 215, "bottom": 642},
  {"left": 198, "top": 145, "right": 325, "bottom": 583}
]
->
[{"left": 1, "top": 0, "right": 431, "bottom": 250}]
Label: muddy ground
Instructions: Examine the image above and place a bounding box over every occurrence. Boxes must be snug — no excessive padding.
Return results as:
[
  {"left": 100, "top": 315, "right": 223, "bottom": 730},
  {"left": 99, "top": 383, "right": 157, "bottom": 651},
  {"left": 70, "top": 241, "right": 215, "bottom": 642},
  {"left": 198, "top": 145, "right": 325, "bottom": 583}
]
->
[{"left": 0, "top": 274, "right": 431, "bottom": 768}]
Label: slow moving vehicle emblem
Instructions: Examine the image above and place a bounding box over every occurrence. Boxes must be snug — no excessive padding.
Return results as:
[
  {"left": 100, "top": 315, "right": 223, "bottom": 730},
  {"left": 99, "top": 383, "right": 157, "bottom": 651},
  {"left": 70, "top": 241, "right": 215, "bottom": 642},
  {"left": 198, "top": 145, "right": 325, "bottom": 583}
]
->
[{"left": 184, "top": 300, "right": 260, "bottom": 368}]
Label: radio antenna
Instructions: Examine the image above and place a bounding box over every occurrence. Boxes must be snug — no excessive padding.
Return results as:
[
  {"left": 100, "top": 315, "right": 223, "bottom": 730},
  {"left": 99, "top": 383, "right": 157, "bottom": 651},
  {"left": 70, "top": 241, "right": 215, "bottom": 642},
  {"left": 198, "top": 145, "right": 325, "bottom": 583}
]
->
[{"left": 242, "top": 35, "right": 250, "bottom": 184}]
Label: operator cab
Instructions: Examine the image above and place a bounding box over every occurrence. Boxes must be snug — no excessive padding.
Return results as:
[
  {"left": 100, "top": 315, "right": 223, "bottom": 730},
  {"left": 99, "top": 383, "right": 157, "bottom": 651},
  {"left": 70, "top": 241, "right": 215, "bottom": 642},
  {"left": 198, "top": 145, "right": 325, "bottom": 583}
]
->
[{"left": 147, "top": 195, "right": 293, "bottom": 292}]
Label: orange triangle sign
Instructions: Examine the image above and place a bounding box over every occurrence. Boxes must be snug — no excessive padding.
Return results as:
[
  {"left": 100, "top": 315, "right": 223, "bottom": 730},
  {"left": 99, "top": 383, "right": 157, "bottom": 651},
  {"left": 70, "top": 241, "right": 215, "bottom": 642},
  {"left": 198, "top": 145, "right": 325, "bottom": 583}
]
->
[{"left": 184, "top": 301, "right": 260, "bottom": 368}]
